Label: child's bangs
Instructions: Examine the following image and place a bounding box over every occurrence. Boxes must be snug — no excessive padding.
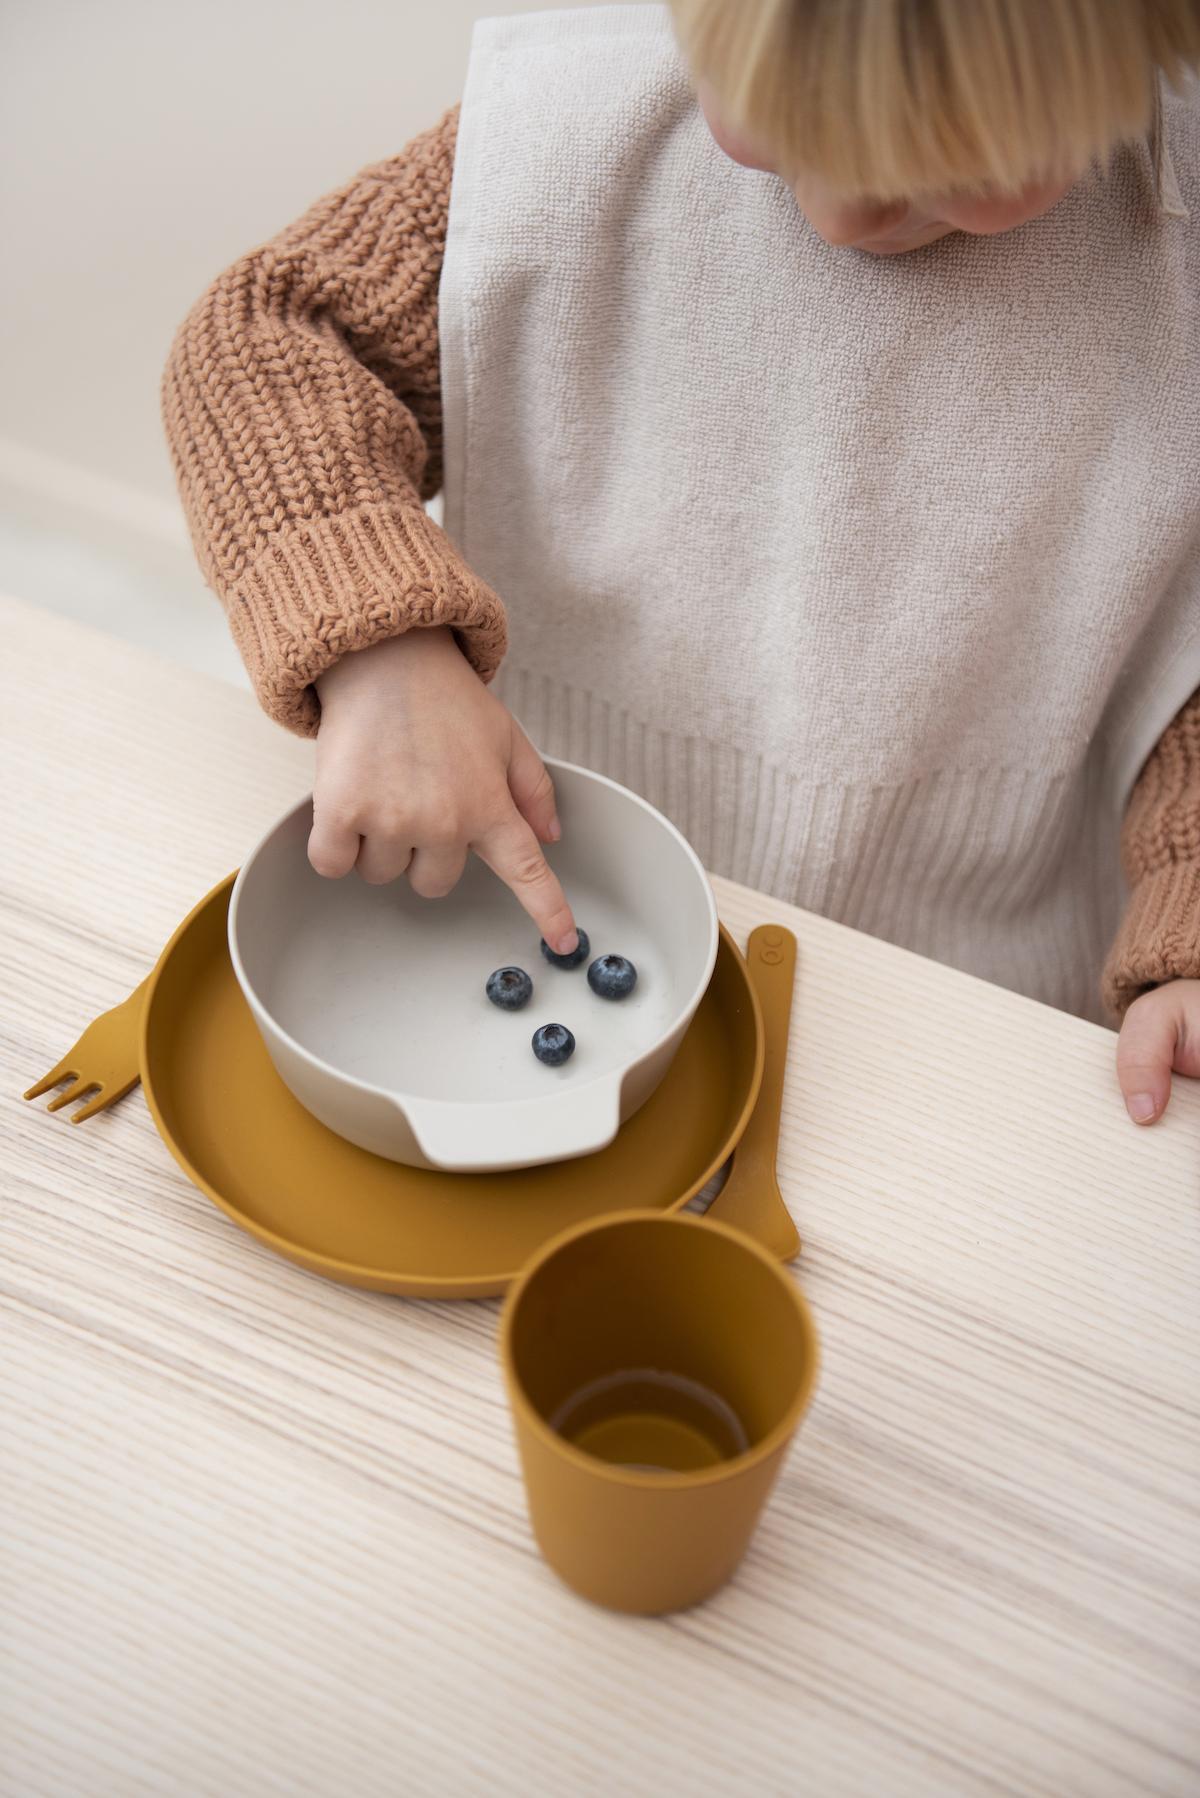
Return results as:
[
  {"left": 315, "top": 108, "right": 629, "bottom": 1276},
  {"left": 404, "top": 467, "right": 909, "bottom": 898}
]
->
[{"left": 673, "top": 0, "right": 1200, "bottom": 199}]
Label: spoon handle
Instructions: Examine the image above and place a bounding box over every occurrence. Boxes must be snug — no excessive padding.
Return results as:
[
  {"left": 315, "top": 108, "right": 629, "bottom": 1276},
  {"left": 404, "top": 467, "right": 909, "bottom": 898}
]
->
[{"left": 706, "top": 926, "right": 801, "bottom": 1261}]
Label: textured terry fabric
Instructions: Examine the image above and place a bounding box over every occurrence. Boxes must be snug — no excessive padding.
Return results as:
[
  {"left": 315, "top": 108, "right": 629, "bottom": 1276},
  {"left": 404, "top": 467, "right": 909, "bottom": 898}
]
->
[
  {"left": 440, "top": 6, "right": 1200, "bottom": 1022},
  {"left": 161, "top": 109, "right": 505, "bottom": 736}
]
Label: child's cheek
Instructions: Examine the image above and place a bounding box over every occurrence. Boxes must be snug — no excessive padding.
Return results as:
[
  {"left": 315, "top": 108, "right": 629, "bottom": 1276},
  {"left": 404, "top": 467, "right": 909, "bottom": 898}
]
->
[{"left": 695, "top": 82, "right": 777, "bottom": 172}]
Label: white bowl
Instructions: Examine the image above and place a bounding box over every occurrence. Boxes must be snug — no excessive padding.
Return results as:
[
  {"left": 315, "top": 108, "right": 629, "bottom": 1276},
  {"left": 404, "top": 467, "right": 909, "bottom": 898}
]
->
[{"left": 228, "top": 760, "right": 719, "bottom": 1172}]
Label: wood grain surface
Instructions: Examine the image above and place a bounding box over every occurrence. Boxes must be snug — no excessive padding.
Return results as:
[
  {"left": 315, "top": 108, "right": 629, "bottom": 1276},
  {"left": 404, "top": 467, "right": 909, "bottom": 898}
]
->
[{"left": 2, "top": 596, "right": 1197, "bottom": 1797}]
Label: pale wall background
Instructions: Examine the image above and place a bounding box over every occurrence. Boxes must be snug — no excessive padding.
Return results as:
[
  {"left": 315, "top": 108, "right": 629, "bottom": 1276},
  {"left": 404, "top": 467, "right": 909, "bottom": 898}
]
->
[{"left": 0, "top": 1, "right": 648, "bottom": 679}]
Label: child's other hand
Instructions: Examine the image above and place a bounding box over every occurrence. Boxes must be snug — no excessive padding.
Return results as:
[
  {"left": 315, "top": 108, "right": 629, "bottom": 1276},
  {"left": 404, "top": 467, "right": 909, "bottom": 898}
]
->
[
  {"left": 309, "top": 629, "right": 578, "bottom": 956},
  {"left": 1115, "top": 980, "right": 1200, "bottom": 1124}
]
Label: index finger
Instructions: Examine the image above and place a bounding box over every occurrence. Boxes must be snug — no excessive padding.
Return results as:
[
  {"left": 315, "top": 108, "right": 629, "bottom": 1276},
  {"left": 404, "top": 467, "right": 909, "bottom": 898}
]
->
[{"left": 473, "top": 809, "right": 578, "bottom": 957}]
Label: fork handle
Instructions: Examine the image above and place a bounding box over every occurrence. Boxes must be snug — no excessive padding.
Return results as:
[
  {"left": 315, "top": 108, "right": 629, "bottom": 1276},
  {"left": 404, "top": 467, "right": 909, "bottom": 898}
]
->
[
  {"left": 106, "top": 977, "right": 151, "bottom": 1028},
  {"left": 85, "top": 977, "right": 150, "bottom": 1115}
]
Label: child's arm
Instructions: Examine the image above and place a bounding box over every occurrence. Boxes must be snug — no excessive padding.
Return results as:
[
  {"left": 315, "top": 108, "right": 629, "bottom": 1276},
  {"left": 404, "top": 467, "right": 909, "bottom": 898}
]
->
[
  {"left": 161, "top": 107, "right": 485, "bottom": 734},
  {"left": 161, "top": 110, "right": 577, "bottom": 953},
  {"left": 1104, "top": 689, "right": 1200, "bottom": 1121}
]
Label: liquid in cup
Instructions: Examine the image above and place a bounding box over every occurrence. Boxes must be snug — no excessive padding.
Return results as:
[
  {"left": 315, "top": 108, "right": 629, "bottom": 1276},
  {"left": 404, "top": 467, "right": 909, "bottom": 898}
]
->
[{"left": 550, "top": 1367, "right": 750, "bottom": 1471}]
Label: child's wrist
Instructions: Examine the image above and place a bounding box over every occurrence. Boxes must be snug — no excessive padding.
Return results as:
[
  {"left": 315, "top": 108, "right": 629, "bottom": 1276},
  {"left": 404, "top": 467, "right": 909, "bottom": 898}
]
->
[{"left": 316, "top": 626, "right": 457, "bottom": 701}]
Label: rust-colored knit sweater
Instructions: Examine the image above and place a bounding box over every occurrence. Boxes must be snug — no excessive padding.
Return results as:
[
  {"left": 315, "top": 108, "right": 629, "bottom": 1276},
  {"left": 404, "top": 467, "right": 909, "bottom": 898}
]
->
[
  {"left": 161, "top": 112, "right": 505, "bottom": 730},
  {"left": 161, "top": 107, "right": 1200, "bottom": 1020}
]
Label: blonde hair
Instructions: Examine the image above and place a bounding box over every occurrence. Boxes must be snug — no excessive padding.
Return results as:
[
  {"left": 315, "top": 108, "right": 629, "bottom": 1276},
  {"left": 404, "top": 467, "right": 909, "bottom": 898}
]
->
[{"left": 670, "top": 0, "right": 1200, "bottom": 198}]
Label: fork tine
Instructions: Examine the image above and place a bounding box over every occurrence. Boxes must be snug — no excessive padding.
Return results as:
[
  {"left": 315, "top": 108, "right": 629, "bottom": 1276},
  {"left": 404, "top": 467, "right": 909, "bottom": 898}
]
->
[
  {"left": 25, "top": 978, "right": 148, "bottom": 1124},
  {"left": 24, "top": 1062, "right": 78, "bottom": 1102},
  {"left": 46, "top": 1079, "right": 97, "bottom": 1114},
  {"left": 71, "top": 1085, "right": 122, "bottom": 1124}
]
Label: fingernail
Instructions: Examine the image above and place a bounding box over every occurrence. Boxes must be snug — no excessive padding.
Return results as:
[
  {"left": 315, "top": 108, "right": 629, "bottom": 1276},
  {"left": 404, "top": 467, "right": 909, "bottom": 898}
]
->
[
  {"left": 556, "top": 929, "right": 578, "bottom": 955},
  {"left": 547, "top": 815, "right": 562, "bottom": 842},
  {"left": 1127, "top": 1092, "right": 1157, "bottom": 1123}
]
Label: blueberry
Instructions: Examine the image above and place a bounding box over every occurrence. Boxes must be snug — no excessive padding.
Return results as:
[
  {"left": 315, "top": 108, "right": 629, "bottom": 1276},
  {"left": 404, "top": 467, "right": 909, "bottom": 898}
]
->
[
  {"left": 587, "top": 954, "right": 638, "bottom": 1000},
  {"left": 540, "top": 928, "right": 590, "bottom": 971},
  {"left": 532, "top": 1023, "right": 576, "bottom": 1067},
  {"left": 486, "top": 966, "right": 533, "bottom": 1011}
]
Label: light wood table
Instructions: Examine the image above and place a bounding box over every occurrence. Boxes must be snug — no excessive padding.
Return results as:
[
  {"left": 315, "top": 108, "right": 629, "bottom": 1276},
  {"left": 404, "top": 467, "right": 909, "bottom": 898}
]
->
[{"left": 2, "top": 595, "right": 1197, "bottom": 1797}]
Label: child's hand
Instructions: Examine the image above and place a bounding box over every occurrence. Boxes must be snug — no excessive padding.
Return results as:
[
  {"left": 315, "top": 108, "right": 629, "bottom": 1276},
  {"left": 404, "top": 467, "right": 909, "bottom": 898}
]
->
[
  {"left": 1115, "top": 980, "right": 1200, "bottom": 1124},
  {"left": 308, "top": 629, "right": 579, "bottom": 956}
]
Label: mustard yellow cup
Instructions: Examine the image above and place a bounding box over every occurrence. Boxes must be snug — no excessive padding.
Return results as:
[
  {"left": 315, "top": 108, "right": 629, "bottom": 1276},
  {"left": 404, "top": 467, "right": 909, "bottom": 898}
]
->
[{"left": 500, "top": 1209, "right": 819, "bottom": 1614}]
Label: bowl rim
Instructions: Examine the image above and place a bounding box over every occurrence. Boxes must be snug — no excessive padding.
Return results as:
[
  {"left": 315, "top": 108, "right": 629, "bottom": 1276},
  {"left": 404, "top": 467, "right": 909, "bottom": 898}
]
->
[{"left": 226, "top": 756, "right": 721, "bottom": 1118}]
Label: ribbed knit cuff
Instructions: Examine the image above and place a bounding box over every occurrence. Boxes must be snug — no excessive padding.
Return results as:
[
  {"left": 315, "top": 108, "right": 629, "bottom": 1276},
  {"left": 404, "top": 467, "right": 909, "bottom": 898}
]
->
[
  {"left": 230, "top": 502, "right": 507, "bottom": 736},
  {"left": 1101, "top": 861, "right": 1200, "bottom": 1019}
]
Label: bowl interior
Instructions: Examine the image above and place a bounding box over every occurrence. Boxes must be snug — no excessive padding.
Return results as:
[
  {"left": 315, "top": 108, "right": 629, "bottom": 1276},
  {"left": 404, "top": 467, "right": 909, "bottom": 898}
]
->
[{"left": 231, "top": 763, "right": 717, "bottom": 1106}]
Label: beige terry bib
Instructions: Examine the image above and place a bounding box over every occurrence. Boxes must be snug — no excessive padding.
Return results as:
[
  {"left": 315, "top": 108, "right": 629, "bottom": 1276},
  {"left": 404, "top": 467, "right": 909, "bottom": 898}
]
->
[{"left": 441, "top": 5, "right": 1200, "bottom": 1019}]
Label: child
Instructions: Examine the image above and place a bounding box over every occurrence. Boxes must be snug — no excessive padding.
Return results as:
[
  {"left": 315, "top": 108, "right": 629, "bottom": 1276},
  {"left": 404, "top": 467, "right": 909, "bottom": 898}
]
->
[{"left": 162, "top": 0, "right": 1200, "bottom": 1126}]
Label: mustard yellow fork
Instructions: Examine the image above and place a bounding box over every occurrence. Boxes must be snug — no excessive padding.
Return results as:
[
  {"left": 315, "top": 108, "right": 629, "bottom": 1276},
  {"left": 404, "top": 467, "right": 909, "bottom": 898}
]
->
[{"left": 23, "top": 979, "right": 149, "bottom": 1123}]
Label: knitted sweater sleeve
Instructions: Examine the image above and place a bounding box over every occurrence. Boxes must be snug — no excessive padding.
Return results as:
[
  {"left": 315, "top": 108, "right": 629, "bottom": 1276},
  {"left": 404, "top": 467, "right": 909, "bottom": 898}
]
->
[
  {"left": 160, "top": 105, "right": 498, "bottom": 737},
  {"left": 1103, "top": 688, "right": 1200, "bottom": 1018}
]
